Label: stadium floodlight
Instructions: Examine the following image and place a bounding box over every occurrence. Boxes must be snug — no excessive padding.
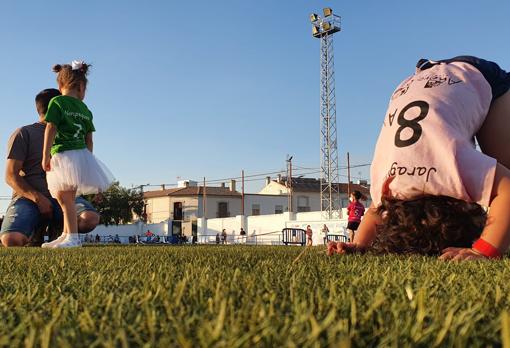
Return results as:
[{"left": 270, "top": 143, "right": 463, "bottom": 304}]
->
[
  {"left": 323, "top": 8, "right": 333, "bottom": 17},
  {"left": 309, "top": 8, "right": 342, "bottom": 220},
  {"left": 310, "top": 11, "right": 341, "bottom": 38}
]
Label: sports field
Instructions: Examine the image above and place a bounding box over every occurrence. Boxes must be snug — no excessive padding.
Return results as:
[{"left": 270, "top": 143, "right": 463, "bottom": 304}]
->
[{"left": 0, "top": 245, "right": 508, "bottom": 347}]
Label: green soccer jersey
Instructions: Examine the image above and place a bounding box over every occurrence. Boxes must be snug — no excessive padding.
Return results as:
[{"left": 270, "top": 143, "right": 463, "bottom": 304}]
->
[{"left": 44, "top": 95, "right": 95, "bottom": 155}]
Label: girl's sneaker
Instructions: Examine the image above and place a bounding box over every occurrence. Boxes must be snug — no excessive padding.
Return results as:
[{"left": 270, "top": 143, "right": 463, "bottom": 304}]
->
[
  {"left": 41, "top": 234, "right": 67, "bottom": 248},
  {"left": 53, "top": 234, "right": 82, "bottom": 248}
]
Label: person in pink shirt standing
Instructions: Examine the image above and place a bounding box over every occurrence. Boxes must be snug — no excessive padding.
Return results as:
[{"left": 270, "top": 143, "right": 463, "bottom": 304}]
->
[
  {"left": 346, "top": 191, "right": 365, "bottom": 242},
  {"left": 328, "top": 56, "right": 510, "bottom": 260},
  {"left": 305, "top": 225, "right": 313, "bottom": 246}
]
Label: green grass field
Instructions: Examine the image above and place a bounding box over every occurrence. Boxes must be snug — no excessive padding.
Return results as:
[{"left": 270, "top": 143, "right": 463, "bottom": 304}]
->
[{"left": 1, "top": 245, "right": 509, "bottom": 347}]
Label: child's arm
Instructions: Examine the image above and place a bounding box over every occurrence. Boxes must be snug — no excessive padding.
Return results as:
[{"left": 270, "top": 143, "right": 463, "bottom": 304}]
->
[
  {"left": 353, "top": 203, "right": 380, "bottom": 248},
  {"left": 328, "top": 203, "right": 381, "bottom": 255},
  {"left": 441, "top": 163, "right": 510, "bottom": 260},
  {"left": 42, "top": 123, "right": 57, "bottom": 171},
  {"left": 85, "top": 132, "right": 93, "bottom": 152}
]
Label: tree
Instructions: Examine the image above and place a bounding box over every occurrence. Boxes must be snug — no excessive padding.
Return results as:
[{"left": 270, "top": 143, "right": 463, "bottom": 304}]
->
[{"left": 88, "top": 182, "right": 144, "bottom": 226}]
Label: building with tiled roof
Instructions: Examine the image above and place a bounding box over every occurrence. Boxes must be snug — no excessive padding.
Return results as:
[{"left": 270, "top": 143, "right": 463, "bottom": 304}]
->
[
  {"left": 143, "top": 181, "right": 241, "bottom": 223},
  {"left": 143, "top": 186, "right": 242, "bottom": 199},
  {"left": 142, "top": 177, "right": 371, "bottom": 237},
  {"left": 143, "top": 179, "right": 292, "bottom": 223}
]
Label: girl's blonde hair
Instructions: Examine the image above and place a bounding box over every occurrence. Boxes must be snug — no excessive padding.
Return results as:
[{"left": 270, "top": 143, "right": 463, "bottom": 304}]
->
[{"left": 52, "top": 62, "right": 91, "bottom": 90}]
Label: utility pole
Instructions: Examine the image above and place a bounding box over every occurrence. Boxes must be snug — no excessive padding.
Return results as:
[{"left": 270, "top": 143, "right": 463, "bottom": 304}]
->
[
  {"left": 287, "top": 156, "right": 293, "bottom": 213},
  {"left": 347, "top": 152, "right": 351, "bottom": 197},
  {"left": 241, "top": 170, "right": 245, "bottom": 216},
  {"left": 310, "top": 8, "right": 341, "bottom": 220},
  {"left": 134, "top": 183, "right": 150, "bottom": 221},
  {"left": 203, "top": 177, "right": 207, "bottom": 219}
]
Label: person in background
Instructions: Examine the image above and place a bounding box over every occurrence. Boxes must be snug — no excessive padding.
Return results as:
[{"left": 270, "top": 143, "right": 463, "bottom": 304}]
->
[
  {"left": 306, "top": 225, "right": 313, "bottom": 246},
  {"left": 145, "top": 229, "right": 153, "bottom": 243},
  {"left": 321, "top": 224, "right": 329, "bottom": 245},
  {"left": 240, "top": 227, "right": 246, "bottom": 244},
  {"left": 346, "top": 191, "right": 365, "bottom": 242},
  {"left": 221, "top": 229, "right": 227, "bottom": 244}
]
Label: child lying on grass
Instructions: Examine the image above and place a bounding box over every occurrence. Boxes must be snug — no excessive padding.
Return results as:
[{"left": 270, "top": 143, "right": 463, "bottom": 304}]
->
[{"left": 329, "top": 56, "right": 510, "bottom": 260}]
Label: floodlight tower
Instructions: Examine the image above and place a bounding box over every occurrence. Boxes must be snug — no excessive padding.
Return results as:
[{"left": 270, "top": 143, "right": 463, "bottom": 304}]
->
[{"left": 310, "top": 8, "right": 341, "bottom": 220}]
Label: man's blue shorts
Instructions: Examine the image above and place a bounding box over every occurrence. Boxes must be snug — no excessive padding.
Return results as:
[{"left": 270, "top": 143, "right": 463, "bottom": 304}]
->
[{"left": 0, "top": 196, "right": 97, "bottom": 238}]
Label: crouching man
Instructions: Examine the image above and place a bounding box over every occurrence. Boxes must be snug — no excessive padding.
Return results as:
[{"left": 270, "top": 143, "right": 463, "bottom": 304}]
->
[{"left": 0, "top": 89, "right": 99, "bottom": 246}]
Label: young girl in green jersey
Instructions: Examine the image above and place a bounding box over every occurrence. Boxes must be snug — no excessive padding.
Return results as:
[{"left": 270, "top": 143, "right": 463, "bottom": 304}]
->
[{"left": 41, "top": 60, "right": 113, "bottom": 248}]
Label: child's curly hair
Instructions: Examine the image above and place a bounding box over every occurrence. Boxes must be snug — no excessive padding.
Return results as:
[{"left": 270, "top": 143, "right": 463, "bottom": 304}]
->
[{"left": 372, "top": 195, "right": 486, "bottom": 255}]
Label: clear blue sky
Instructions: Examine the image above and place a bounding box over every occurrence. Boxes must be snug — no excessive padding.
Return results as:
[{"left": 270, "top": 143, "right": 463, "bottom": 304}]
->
[{"left": 0, "top": 0, "right": 509, "bottom": 213}]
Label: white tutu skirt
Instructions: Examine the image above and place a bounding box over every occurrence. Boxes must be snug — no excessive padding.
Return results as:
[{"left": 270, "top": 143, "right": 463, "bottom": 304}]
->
[{"left": 47, "top": 149, "right": 115, "bottom": 196}]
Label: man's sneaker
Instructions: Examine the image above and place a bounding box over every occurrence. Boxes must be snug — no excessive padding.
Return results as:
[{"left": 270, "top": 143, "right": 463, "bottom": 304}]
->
[
  {"left": 41, "top": 234, "right": 67, "bottom": 248},
  {"left": 53, "top": 235, "right": 82, "bottom": 248}
]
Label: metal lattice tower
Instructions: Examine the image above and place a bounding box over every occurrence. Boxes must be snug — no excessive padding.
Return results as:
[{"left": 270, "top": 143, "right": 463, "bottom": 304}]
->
[{"left": 310, "top": 9, "right": 341, "bottom": 219}]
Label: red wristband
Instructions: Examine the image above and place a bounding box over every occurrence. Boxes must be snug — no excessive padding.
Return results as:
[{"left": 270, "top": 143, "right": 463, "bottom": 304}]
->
[{"left": 472, "top": 239, "right": 502, "bottom": 259}]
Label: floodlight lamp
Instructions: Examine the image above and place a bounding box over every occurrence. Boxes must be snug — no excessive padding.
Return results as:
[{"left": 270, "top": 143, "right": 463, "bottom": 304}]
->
[
  {"left": 323, "top": 8, "right": 333, "bottom": 17},
  {"left": 312, "top": 26, "right": 320, "bottom": 36},
  {"left": 310, "top": 13, "right": 319, "bottom": 22},
  {"left": 322, "top": 22, "right": 331, "bottom": 31}
]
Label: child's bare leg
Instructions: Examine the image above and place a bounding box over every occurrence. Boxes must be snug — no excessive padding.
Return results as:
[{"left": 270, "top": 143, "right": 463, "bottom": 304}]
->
[
  {"left": 49, "top": 190, "right": 82, "bottom": 248},
  {"left": 477, "top": 91, "right": 510, "bottom": 167},
  {"left": 56, "top": 190, "right": 78, "bottom": 234},
  {"left": 41, "top": 190, "right": 78, "bottom": 248}
]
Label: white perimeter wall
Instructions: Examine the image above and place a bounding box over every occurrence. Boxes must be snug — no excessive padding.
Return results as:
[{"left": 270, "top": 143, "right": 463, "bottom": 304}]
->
[
  {"left": 87, "top": 209, "right": 351, "bottom": 245},
  {"left": 197, "top": 208, "right": 350, "bottom": 245},
  {"left": 90, "top": 222, "right": 170, "bottom": 238}
]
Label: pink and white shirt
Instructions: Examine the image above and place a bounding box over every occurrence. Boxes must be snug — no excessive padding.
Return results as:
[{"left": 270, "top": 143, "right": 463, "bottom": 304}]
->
[
  {"left": 370, "top": 61, "right": 496, "bottom": 207},
  {"left": 347, "top": 201, "right": 365, "bottom": 223}
]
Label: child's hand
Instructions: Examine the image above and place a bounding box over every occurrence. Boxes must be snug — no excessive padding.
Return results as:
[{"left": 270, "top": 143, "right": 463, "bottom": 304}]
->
[
  {"left": 439, "top": 247, "right": 489, "bottom": 261},
  {"left": 42, "top": 156, "right": 51, "bottom": 172},
  {"left": 327, "top": 241, "right": 366, "bottom": 255}
]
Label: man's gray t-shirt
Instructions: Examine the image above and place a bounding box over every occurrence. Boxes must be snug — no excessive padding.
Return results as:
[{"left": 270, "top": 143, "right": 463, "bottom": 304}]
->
[{"left": 7, "top": 122, "right": 50, "bottom": 199}]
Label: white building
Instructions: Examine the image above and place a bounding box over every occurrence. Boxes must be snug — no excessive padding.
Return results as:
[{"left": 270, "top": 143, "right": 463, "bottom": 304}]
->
[
  {"left": 144, "top": 180, "right": 241, "bottom": 223},
  {"left": 142, "top": 176, "right": 371, "bottom": 237},
  {"left": 258, "top": 176, "right": 372, "bottom": 211}
]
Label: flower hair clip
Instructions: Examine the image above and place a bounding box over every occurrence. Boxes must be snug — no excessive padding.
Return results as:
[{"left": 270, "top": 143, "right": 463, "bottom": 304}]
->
[{"left": 71, "top": 60, "right": 85, "bottom": 71}]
